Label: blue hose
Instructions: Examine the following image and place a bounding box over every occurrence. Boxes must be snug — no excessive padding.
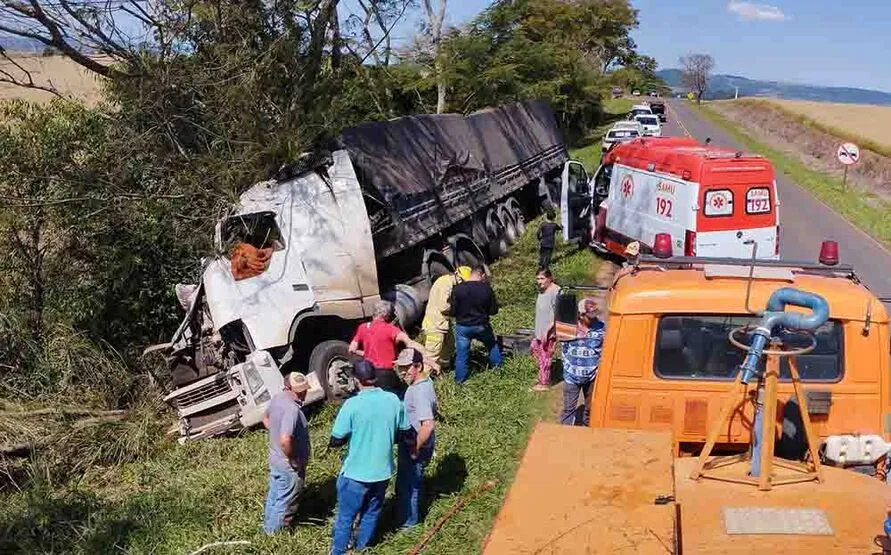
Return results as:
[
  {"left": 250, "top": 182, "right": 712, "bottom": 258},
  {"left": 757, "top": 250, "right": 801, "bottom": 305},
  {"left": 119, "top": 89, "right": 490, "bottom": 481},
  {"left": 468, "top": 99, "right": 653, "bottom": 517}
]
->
[{"left": 745, "top": 288, "right": 829, "bottom": 477}]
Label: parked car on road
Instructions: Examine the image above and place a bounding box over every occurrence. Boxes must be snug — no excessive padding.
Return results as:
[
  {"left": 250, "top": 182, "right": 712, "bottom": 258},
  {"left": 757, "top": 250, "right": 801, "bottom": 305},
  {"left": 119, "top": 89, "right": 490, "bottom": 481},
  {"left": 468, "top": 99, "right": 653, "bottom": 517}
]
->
[
  {"left": 633, "top": 114, "right": 662, "bottom": 136},
  {"left": 628, "top": 104, "right": 653, "bottom": 120},
  {"left": 648, "top": 101, "right": 666, "bottom": 122},
  {"left": 631, "top": 90, "right": 641, "bottom": 96},
  {"left": 601, "top": 123, "right": 641, "bottom": 152}
]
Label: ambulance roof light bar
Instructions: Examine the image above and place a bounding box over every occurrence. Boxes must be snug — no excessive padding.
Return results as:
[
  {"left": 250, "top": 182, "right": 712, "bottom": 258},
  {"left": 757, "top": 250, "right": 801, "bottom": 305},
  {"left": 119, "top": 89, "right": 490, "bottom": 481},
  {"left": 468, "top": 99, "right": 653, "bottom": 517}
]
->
[{"left": 637, "top": 255, "right": 854, "bottom": 275}]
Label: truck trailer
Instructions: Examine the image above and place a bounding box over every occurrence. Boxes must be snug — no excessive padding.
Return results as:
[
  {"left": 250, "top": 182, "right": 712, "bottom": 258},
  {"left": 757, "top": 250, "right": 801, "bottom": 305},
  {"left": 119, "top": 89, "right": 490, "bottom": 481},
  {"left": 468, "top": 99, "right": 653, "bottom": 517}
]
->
[{"left": 154, "top": 100, "right": 575, "bottom": 442}]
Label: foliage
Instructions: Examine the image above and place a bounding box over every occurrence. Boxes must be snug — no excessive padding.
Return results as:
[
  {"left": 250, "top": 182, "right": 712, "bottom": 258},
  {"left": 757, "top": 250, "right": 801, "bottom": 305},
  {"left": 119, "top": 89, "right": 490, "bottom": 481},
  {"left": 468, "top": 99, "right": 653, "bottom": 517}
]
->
[
  {"left": 440, "top": 0, "right": 644, "bottom": 142},
  {"left": 568, "top": 98, "right": 635, "bottom": 173},
  {"left": 0, "top": 218, "right": 600, "bottom": 555}
]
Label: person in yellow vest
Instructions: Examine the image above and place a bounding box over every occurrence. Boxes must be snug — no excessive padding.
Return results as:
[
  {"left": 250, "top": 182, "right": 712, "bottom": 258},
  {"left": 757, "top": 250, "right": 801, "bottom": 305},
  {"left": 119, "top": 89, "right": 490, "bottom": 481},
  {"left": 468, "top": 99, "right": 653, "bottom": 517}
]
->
[{"left": 421, "top": 266, "right": 471, "bottom": 374}]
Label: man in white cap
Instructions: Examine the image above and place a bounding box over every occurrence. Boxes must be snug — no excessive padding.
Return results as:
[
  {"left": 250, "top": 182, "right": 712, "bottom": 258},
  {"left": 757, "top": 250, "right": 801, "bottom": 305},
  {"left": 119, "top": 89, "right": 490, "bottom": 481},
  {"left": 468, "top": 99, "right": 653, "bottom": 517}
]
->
[
  {"left": 262, "top": 372, "right": 311, "bottom": 534},
  {"left": 393, "top": 347, "right": 438, "bottom": 528},
  {"left": 559, "top": 298, "right": 606, "bottom": 426}
]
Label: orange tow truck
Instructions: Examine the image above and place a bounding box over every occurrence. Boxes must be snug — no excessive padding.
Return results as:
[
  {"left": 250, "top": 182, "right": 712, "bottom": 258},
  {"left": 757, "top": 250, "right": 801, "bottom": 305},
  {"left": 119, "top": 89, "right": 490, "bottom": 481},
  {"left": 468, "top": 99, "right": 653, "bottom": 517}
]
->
[{"left": 483, "top": 239, "right": 891, "bottom": 554}]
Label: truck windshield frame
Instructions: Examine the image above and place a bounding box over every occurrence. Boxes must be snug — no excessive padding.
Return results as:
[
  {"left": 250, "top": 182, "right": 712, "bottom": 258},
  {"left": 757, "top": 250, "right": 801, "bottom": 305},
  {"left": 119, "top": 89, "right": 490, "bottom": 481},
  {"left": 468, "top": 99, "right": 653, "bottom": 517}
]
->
[
  {"left": 653, "top": 314, "right": 844, "bottom": 383},
  {"left": 220, "top": 211, "right": 286, "bottom": 256}
]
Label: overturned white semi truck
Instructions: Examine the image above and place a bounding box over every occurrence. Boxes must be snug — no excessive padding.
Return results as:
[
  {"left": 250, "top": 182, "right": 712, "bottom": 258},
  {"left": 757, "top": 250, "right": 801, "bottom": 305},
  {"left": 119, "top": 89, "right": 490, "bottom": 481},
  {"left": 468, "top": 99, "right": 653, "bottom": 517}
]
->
[{"left": 155, "top": 100, "right": 588, "bottom": 441}]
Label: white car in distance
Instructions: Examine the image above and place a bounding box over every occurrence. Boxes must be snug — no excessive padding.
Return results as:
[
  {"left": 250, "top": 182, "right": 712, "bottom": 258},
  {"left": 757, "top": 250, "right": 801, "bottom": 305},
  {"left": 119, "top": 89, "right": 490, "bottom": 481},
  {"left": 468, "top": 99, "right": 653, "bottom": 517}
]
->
[{"left": 633, "top": 113, "right": 662, "bottom": 137}]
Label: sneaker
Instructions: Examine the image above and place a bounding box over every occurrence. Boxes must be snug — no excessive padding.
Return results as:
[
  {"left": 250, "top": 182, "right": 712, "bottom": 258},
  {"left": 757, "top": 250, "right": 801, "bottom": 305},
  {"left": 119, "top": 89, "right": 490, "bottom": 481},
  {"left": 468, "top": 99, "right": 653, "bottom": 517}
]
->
[{"left": 530, "top": 384, "right": 550, "bottom": 392}]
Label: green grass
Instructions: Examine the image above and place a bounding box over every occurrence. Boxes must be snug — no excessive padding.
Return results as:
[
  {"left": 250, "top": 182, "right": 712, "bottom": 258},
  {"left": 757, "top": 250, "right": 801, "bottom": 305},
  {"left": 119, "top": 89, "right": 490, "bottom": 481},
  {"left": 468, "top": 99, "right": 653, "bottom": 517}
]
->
[
  {"left": 0, "top": 219, "right": 600, "bottom": 555},
  {"left": 570, "top": 97, "right": 635, "bottom": 173},
  {"left": 697, "top": 103, "right": 891, "bottom": 247}
]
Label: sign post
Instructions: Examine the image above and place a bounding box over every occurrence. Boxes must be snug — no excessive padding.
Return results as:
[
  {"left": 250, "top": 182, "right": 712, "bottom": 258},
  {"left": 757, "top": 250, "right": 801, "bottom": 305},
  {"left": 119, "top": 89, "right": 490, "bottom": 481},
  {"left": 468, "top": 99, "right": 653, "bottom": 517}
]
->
[{"left": 836, "top": 142, "right": 860, "bottom": 191}]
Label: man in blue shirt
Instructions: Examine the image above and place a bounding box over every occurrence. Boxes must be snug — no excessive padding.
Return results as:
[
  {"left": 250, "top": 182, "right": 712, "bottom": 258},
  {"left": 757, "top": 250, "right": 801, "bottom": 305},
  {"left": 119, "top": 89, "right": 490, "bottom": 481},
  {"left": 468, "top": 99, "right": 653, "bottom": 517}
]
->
[
  {"left": 560, "top": 297, "right": 606, "bottom": 426},
  {"left": 329, "top": 360, "right": 410, "bottom": 554}
]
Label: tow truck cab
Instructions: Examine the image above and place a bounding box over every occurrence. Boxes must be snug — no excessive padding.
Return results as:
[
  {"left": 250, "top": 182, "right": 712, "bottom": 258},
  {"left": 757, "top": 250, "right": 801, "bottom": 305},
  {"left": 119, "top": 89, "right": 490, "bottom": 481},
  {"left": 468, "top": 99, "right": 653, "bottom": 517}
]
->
[{"left": 559, "top": 252, "right": 891, "bottom": 473}]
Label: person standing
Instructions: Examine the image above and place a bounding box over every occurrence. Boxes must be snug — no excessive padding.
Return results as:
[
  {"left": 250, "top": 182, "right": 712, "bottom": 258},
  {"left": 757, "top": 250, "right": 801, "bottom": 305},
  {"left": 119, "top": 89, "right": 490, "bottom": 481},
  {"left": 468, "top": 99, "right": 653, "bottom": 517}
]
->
[
  {"left": 530, "top": 269, "right": 561, "bottom": 392},
  {"left": 421, "top": 266, "right": 471, "bottom": 374},
  {"left": 536, "top": 211, "right": 562, "bottom": 270},
  {"left": 450, "top": 266, "right": 502, "bottom": 384},
  {"left": 349, "top": 300, "right": 435, "bottom": 398},
  {"left": 262, "top": 372, "right": 311, "bottom": 535},
  {"left": 559, "top": 298, "right": 606, "bottom": 426},
  {"left": 394, "top": 348, "right": 438, "bottom": 529},
  {"left": 329, "top": 360, "right": 411, "bottom": 555}
]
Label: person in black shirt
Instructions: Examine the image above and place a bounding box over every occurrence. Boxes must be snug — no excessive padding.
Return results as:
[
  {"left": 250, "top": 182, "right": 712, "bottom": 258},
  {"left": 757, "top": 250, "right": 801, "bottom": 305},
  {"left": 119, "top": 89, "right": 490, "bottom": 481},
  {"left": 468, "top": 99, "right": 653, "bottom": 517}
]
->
[
  {"left": 537, "top": 210, "right": 562, "bottom": 270},
  {"left": 450, "top": 266, "right": 502, "bottom": 384}
]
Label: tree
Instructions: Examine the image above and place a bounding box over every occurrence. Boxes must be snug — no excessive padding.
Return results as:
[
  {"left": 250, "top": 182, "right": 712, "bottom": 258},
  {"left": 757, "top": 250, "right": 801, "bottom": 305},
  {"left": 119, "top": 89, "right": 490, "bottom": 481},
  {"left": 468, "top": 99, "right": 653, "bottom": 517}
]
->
[
  {"left": 422, "top": 0, "right": 448, "bottom": 113},
  {"left": 679, "top": 53, "right": 714, "bottom": 103}
]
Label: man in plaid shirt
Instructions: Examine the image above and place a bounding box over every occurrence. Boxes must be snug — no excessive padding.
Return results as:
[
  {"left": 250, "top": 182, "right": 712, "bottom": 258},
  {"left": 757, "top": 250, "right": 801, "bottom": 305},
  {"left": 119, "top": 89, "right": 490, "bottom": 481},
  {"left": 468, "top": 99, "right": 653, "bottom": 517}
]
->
[{"left": 560, "top": 298, "right": 605, "bottom": 426}]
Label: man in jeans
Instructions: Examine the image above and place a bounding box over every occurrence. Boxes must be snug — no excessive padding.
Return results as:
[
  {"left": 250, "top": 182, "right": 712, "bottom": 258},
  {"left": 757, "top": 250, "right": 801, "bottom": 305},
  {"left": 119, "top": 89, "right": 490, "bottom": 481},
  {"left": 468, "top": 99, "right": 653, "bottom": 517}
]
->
[
  {"left": 329, "top": 360, "right": 410, "bottom": 554},
  {"left": 394, "top": 348, "right": 438, "bottom": 528},
  {"left": 560, "top": 298, "right": 606, "bottom": 426},
  {"left": 450, "top": 266, "right": 502, "bottom": 384},
  {"left": 349, "top": 300, "right": 433, "bottom": 398},
  {"left": 262, "top": 372, "right": 311, "bottom": 534},
  {"left": 536, "top": 210, "right": 562, "bottom": 270}
]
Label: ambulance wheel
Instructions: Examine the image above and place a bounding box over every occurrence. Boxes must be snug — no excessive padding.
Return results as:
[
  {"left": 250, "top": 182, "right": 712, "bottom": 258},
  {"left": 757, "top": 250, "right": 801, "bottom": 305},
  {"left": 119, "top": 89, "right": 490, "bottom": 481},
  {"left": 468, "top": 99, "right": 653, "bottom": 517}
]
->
[{"left": 310, "top": 340, "right": 357, "bottom": 402}]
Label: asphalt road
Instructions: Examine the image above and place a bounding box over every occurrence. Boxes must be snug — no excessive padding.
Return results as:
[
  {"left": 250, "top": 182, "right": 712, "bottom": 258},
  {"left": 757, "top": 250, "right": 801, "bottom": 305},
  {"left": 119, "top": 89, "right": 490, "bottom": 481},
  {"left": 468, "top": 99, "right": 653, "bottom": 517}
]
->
[{"left": 662, "top": 99, "right": 891, "bottom": 298}]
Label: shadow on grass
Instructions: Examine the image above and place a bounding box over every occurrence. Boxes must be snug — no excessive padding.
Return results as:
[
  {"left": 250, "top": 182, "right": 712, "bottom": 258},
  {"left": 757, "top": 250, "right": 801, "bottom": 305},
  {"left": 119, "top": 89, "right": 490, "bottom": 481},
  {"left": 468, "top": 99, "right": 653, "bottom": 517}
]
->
[{"left": 293, "top": 475, "right": 338, "bottom": 527}]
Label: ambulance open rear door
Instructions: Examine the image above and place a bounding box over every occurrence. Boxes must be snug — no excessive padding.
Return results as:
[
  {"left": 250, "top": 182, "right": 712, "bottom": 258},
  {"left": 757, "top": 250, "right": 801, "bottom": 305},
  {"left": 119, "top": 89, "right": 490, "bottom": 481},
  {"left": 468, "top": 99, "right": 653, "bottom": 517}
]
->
[{"left": 560, "top": 160, "right": 591, "bottom": 244}]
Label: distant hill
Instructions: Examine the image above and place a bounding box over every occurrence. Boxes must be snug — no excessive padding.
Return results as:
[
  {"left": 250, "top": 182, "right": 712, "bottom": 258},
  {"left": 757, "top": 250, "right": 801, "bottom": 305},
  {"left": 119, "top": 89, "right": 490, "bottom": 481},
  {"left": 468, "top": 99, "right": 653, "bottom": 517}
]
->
[
  {"left": 0, "top": 36, "right": 44, "bottom": 53},
  {"left": 657, "top": 69, "right": 891, "bottom": 106}
]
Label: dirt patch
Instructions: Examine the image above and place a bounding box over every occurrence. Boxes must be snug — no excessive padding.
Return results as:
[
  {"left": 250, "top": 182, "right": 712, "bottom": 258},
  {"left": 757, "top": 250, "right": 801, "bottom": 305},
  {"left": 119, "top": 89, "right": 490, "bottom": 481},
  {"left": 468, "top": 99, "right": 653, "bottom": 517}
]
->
[
  {"left": 710, "top": 99, "right": 891, "bottom": 203},
  {"left": 0, "top": 54, "right": 105, "bottom": 105}
]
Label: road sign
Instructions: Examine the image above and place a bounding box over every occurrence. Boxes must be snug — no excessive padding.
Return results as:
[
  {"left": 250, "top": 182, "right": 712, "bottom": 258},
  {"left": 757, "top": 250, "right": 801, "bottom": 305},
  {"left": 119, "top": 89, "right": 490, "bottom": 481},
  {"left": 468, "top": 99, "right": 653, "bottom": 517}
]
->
[
  {"left": 837, "top": 142, "right": 860, "bottom": 166},
  {"left": 687, "top": 92, "right": 695, "bottom": 101}
]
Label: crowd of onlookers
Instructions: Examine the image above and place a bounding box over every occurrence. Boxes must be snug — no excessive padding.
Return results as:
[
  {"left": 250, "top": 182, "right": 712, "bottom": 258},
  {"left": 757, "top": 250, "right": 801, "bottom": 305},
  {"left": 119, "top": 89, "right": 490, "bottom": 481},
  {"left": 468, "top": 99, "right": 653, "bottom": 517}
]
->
[{"left": 259, "top": 220, "right": 616, "bottom": 552}]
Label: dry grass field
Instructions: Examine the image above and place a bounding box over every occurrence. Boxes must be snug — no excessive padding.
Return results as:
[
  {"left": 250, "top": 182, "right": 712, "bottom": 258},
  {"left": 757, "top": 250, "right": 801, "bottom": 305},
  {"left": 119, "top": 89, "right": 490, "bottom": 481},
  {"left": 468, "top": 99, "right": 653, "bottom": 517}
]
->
[
  {"left": 739, "top": 98, "right": 891, "bottom": 156},
  {"left": 0, "top": 54, "right": 104, "bottom": 105}
]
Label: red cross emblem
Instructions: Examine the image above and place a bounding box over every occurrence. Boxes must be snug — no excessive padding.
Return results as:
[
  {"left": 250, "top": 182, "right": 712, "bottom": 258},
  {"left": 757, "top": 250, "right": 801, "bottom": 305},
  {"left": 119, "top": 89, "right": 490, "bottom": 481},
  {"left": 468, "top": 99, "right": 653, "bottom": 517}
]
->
[{"left": 621, "top": 176, "right": 634, "bottom": 199}]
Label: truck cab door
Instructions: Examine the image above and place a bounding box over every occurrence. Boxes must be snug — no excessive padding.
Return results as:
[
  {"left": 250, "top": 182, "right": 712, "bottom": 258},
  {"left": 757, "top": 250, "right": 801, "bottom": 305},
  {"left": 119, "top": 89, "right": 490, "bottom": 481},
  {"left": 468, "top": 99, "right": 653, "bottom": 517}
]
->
[{"left": 560, "top": 160, "right": 591, "bottom": 243}]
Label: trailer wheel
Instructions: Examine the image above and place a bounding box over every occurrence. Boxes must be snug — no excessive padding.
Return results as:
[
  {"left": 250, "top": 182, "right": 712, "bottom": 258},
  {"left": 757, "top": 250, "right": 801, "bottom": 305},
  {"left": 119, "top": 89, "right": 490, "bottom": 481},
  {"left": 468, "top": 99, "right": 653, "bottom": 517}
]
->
[
  {"left": 310, "top": 340, "right": 357, "bottom": 402},
  {"left": 500, "top": 209, "right": 519, "bottom": 244}
]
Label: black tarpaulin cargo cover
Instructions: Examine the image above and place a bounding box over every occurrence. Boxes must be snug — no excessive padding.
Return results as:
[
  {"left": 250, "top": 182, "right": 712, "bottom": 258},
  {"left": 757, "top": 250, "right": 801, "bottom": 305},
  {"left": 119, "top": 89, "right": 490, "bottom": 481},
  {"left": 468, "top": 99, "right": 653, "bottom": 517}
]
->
[{"left": 337, "top": 99, "right": 563, "bottom": 207}]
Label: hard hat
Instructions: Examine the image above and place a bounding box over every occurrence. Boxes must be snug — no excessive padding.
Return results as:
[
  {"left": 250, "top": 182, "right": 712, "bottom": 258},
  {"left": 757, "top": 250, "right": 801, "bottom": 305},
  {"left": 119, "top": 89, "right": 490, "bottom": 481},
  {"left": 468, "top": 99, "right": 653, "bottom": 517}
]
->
[{"left": 455, "top": 266, "right": 472, "bottom": 282}]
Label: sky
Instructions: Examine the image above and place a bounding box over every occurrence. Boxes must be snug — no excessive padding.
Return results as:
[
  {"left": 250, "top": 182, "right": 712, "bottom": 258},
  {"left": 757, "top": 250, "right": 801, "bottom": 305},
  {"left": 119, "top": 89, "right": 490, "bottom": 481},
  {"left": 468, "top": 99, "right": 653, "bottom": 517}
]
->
[{"left": 384, "top": 0, "right": 891, "bottom": 93}]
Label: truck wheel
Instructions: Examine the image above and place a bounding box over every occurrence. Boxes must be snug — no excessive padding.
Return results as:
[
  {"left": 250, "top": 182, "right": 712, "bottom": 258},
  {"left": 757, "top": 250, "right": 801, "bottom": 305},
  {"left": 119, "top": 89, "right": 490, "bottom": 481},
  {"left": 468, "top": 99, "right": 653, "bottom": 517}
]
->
[
  {"left": 456, "top": 247, "right": 481, "bottom": 268},
  {"left": 310, "top": 340, "right": 357, "bottom": 402}
]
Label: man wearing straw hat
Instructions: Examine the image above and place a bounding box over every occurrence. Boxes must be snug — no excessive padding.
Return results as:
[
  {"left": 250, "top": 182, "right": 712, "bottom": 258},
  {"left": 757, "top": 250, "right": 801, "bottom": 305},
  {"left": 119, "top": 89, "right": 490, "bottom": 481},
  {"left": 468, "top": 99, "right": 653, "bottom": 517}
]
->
[
  {"left": 262, "top": 372, "right": 311, "bottom": 534},
  {"left": 612, "top": 241, "right": 641, "bottom": 288}
]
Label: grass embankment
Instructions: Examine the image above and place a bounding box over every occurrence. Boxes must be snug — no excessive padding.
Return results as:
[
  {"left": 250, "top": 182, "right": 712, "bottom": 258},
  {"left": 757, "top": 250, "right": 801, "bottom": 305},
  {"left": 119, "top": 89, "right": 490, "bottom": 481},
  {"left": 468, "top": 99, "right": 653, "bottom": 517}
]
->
[
  {"left": 697, "top": 103, "right": 891, "bottom": 247},
  {"left": 750, "top": 98, "right": 891, "bottom": 158},
  {"left": 570, "top": 97, "right": 634, "bottom": 172},
  {"left": 0, "top": 219, "right": 599, "bottom": 555}
]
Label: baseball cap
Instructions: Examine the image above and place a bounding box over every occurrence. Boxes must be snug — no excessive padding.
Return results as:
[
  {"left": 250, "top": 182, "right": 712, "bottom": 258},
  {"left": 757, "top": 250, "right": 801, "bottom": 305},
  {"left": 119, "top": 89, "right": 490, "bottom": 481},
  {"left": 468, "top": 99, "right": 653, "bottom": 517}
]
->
[
  {"left": 394, "top": 348, "right": 423, "bottom": 367},
  {"left": 286, "top": 372, "right": 310, "bottom": 393},
  {"left": 352, "top": 360, "right": 377, "bottom": 384},
  {"left": 624, "top": 241, "right": 641, "bottom": 257}
]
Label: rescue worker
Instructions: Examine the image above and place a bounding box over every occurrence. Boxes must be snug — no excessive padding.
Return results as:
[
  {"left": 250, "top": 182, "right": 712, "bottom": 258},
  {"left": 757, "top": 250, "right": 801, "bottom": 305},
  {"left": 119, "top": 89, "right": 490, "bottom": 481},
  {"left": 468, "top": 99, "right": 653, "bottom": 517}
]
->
[
  {"left": 421, "top": 266, "right": 471, "bottom": 375},
  {"left": 349, "top": 300, "right": 436, "bottom": 399}
]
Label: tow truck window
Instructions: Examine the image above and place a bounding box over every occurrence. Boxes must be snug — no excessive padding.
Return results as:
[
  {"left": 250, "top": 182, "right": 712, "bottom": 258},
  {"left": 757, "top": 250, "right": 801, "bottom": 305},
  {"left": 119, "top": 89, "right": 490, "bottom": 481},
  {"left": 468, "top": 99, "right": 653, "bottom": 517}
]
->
[
  {"left": 654, "top": 315, "right": 842, "bottom": 382},
  {"left": 221, "top": 211, "right": 285, "bottom": 255}
]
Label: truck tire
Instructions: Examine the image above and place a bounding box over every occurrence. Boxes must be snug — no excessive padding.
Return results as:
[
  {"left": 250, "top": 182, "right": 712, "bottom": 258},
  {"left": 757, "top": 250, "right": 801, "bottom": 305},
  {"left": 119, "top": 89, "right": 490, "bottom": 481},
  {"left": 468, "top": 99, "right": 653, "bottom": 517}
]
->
[
  {"left": 310, "top": 340, "right": 357, "bottom": 403},
  {"left": 501, "top": 210, "right": 519, "bottom": 244}
]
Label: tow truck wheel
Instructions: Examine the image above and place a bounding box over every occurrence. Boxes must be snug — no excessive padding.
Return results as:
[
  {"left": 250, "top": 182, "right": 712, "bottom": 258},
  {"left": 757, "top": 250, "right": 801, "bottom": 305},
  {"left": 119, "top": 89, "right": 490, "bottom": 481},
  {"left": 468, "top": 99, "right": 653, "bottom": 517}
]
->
[{"left": 310, "top": 340, "right": 357, "bottom": 402}]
